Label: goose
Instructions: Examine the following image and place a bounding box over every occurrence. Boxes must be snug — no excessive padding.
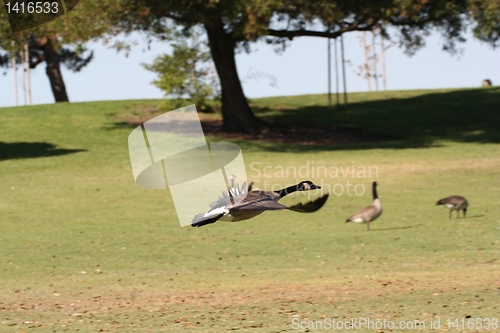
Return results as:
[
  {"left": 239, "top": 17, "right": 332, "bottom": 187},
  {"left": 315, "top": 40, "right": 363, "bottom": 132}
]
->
[
  {"left": 436, "top": 195, "right": 468, "bottom": 219},
  {"left": 191, "top": 180, "right": 328, "bottom": 227},
  {"left": 345, "top": 181, "right": 382, "bottom": 231}
]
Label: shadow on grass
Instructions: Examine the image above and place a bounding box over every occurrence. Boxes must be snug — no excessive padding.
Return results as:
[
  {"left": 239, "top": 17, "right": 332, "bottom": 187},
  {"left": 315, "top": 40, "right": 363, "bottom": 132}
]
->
[
  {"left": 464, "top": 215, "right": 486, "bottom": 219},
  {"left": 105, "top": 121, "right": 137, "bottom": 131},
  {"left": 0, "top": 142, "right": 85, "bottom": 161},
  {"left": 109, "top": 87, "right": 500, "bottom": 152},
  {"left": 370, "top": 224, "right": 424, "bottom": 231},
  {"left": 246, "top": 87, "right": 500, "bottom": 151}
]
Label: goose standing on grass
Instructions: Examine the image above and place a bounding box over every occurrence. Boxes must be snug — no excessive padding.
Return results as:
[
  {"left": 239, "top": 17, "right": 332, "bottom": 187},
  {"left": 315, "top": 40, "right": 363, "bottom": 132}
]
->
[
  {"left": 345, "top": 181, "right": 382, "bottom": 231},
  {"left": 191, "top": 181, "right": 329, "bottom": 227},
  {"left": 436, "top": 195, "right": 468, "bottom": 219}
]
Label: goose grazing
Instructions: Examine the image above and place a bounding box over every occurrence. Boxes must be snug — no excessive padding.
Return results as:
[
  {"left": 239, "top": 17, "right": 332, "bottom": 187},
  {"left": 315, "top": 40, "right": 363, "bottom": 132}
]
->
[
  {"left": 345, "top": 181, "right": 382, "bottom": 231},
  {"left": 436, "top": 195, "right": 468, "bottom": 219},
  {"left": 191, "top": 180, "right": 329, "bottom": 227}
]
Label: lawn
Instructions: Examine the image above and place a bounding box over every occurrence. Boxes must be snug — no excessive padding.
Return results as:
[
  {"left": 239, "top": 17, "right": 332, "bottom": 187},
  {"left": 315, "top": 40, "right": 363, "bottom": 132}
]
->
[{"left": 0, "top": 87, "right": 499, "bottom": 332}]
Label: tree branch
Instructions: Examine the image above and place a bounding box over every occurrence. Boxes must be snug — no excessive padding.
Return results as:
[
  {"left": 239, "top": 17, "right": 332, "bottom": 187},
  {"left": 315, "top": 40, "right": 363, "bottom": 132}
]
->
[
  {"left": 267, "top": 21, "right": 377, "bottom": 40},
  {"left": 29, "top": 52, "right": 45, "bottom": 68},
  {"left": 164, "top": 12, "right": 196, "bottom": 24}
]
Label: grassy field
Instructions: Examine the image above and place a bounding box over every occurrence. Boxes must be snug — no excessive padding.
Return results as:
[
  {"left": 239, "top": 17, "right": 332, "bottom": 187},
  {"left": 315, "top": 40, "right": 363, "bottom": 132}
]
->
[{"left": 0, "top": 87, "right": 499, "bottom": 332}]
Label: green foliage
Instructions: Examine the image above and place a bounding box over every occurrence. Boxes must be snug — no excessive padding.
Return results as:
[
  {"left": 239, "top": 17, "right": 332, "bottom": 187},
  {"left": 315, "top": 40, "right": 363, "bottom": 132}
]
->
[
  {"left": 57, "top": 45, "right": 94, "bottom": 72},
  {"left": 111, "top": 0, "right": 500, "bottom": 134},
  {"left": 113, "top": 0, "right": 500, "bottom": 54},
  {"left": 469, "top": 0, "right": 500, "bottom": 47},
  {"left": 143, "top": 34, "right": 220, "bottom": 112}
]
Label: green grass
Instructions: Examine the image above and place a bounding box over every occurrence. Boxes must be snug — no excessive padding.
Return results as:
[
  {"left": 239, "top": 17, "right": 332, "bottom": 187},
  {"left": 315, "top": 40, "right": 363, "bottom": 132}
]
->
[{"left": 0, "top": 88, "right": 499, "bottom": 332}]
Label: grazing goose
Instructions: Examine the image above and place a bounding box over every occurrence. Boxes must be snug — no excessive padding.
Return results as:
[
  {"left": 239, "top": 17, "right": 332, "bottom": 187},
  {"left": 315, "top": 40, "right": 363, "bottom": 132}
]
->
[
  {"left": 345, "top": 181, "right": 382, "bottom": 231},
  {"left": 436, "top": 195, "right": 468, "bottom": 219},
  {"left": 191, "top": 181, "right": 328, "bottom": 227}
]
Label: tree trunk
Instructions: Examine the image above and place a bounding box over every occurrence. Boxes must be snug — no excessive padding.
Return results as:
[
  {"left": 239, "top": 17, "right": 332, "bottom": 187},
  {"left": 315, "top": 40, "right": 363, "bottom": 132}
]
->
[
  {"left": 37, "top": 37, "right": 69, "bottom": 102},
  {"left": 205, "top": 22, "right": 262, "bottom": 134},
  {"left": 361, "top": 32, "right": 371, "bottom": 92}
]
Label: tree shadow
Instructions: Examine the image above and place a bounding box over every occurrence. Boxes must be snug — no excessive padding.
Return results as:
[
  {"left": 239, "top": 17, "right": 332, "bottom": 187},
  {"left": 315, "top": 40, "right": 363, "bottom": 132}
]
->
[
  {"left": 245, "top": 87, "right": 500, "bottom": 152},
  {"left": 0, "top": 142, "right": 85, "bottom": 161},
  {"left": 104, "top": 121, "right": 137, "bottom": 131},
  {"left": 107, "top": 87, "right": 500, "bottom": 153}
]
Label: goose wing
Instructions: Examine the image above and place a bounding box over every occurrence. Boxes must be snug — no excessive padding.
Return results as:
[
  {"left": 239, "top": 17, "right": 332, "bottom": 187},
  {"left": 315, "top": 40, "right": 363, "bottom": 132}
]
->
[
  {"left": 210, "top": 182, "right": 253, "bottom": 209},
  {"left": 230, "top": 195, "right": 288, "bottom": 211},
  {"left": 288, "top": 193, "right": 329, "bottom": 213},
  {"left": 436, "top": 195, "right": 465, "bottom": 206},
  {"left": 191, "top": 212, "right": 225, "bottom": 228},
  {"left": 210, "top": 192, "right": 233, "bottom": 209}
]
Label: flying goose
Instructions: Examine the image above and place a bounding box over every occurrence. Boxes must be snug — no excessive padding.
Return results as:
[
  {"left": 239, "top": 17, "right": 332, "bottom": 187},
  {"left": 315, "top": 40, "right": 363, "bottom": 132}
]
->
[
  {"left": 345, "top": 181, "right": 382, "bottom": 231},
  {"left": 436, "top": 195, "right": 468, "bottom": 219},
  {"left": 191, "top": 181, "right": 328, "bottom": 227}
]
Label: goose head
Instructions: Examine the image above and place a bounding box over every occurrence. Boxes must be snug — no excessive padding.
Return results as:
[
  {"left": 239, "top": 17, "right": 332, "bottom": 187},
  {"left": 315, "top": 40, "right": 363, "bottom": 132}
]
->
[
  {"left": 274, "top": 180, "right": 322, "bottom": 199},
  {"left": 298, "top": 181, "right": 321, "bottom": 191}
]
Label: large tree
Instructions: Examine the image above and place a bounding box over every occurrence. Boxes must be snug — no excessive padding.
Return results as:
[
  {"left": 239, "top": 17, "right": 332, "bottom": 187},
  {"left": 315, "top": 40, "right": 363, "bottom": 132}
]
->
[
  {"left": 113, "top": 0, "right": 500, "bottom": 133},
  {"left": 0, "top": 0, "right": 115, "bottom": 102}
]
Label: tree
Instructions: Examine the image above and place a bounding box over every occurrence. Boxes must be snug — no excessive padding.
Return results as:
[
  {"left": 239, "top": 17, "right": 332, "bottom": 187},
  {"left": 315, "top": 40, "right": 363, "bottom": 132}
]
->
[
  {"left": 468, "top": 0, "right": 500, "bottom": 47},
  {"left": 142, "top": 29, "right": 220, "bottom": 112},
  {"left": 110, "top": 0, "right": 500, "bottom": 133},
  {"left": 0, "top": 0, "right": 116, "bottom": 102},
  {"left": 30, "top": 38, "right": 94, "bottom": 102}
]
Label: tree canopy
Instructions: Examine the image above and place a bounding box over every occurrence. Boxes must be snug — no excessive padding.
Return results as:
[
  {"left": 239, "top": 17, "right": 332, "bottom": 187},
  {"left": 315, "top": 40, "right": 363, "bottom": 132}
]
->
[
  {"left": 109, "top": 0, "right": 499, "bottom": 133},
  {"left": 0, "top": 0, "right": 117, "bottom": 102}
]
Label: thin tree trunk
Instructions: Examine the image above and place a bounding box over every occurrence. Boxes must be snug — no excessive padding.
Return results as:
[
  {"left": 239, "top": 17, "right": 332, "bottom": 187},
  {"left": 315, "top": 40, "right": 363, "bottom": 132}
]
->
[
  {"left": 205, "top": 22, "right": 262, "bottom": 134},
  {"left": 341, "top": 34, "right": 348, "bottom": 109},
  {"left": 361, "top": 32, "right": 371, "bottom": 92},
  {"left": 24, "top": 42, "right": 32, "bottom": 105},
  {"left": 334, "top": 38, "right": 339, "bottom": 107},
  {"left": 381, "top": 34, "right": 387, "bottom": 91},
  {"left": 37, "top": 37, "right": 69, "bottom": 102},
  {"left": 327, "top": 38, "right": 331, "bottom": 109},
  {"left": 12, "top": 43, "right": 18, "bottom": 106},
  {"left": 371, "top": 30, "right": 379, "bottom": 91},
  {"left": 22, "top": 49, "right": 26, "bottom": 105}
]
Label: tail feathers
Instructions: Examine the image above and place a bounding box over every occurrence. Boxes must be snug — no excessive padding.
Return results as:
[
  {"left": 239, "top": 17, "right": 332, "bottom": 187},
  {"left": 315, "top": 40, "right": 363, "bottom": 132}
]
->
[
  {"left": 288, "top": 193, "right": 329, "bottom": 213},
  {"left": 191, "top": 213, "right": 224, "bottom": 228}
]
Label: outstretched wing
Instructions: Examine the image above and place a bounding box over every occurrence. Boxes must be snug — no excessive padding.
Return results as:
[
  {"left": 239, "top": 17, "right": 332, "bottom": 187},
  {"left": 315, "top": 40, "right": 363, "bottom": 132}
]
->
[
  {"left": 210, "top": 181, "right": 254, "bottom": 209},
  {"left": 231, "top": 195, "right": 288, "bottom": 211},
  {"left": 191, "top": 212, "right": 225, "bottom": 228},
  {"left": 288, "top": 193, "right": 329, "bottom": 213}
]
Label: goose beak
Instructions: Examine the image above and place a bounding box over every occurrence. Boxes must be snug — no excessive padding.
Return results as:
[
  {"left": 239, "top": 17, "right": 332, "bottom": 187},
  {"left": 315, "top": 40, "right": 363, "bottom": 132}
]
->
[{"left": 310, "top": 184, "right": 321, "bottom": 189}]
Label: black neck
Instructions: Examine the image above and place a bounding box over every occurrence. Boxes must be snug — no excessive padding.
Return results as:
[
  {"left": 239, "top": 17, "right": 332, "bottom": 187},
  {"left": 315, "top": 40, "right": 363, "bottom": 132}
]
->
[
  {"left": 276, "top": 184, "right": 301, "bottom": 198},
  {"left": 372, "top": 183, "right": 378, "bottom": 200}
]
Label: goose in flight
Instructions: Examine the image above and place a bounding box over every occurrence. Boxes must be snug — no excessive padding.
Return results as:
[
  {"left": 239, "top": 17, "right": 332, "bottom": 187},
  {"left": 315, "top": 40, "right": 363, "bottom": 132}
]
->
[{"left": 191, "top": 180, "right": 328, "bottom": 227}]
